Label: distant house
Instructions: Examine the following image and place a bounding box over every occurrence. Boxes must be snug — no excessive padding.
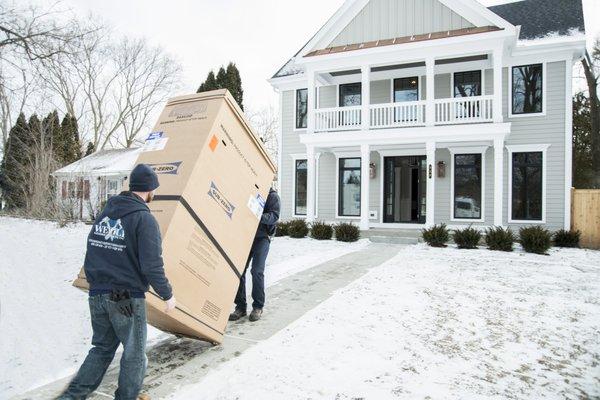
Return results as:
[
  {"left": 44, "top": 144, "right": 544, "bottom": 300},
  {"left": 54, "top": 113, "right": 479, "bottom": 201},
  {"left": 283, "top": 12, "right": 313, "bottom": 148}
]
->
[
  {"left": 52, "top": 148, "right": 141, "bottom": 220},
  {"left": 269, "top": 0, "right": 586, "bottom": 232}
]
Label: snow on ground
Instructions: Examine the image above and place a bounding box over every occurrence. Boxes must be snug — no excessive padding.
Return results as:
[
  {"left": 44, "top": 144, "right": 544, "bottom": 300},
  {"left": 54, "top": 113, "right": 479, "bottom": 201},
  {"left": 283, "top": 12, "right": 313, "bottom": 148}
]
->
[
  {"left": 0, "top": 217, "right": 366, "bottom": 398},
  {"left": 169, "top": 244, "right": 600, "bottom": 400}
]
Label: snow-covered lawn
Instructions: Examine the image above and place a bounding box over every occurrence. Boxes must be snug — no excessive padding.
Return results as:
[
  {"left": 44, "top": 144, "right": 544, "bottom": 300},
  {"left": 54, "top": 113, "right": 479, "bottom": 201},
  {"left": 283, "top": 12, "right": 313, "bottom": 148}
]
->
[
  {"left": 0, "top": 217, "right": 367, "bottom": 398},
  {"left": 170, "top": 244, "right": 600, "bottom": 400}
]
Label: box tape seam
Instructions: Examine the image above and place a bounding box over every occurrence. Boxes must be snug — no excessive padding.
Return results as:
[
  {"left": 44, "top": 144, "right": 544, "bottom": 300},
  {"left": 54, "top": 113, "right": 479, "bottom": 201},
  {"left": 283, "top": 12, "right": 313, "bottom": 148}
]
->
[
  {"left": 153, "top": 194, "right": 242, "bottom": 279},
  {"left": 148, "top": 291, "right": 224, "bottom": 336}
]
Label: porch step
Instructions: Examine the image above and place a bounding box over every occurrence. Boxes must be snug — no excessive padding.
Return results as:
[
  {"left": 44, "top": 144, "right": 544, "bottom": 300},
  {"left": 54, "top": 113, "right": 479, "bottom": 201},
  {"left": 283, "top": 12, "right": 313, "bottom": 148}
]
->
[{"left": 368, "top": 235, "right": 420, "bottom": 245}]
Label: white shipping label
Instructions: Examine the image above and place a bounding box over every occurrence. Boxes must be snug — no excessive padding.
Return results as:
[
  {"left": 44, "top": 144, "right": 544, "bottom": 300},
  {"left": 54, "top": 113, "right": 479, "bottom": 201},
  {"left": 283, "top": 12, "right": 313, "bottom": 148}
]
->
[
  {"left": 247, "top": 194, "right": 265, "bottom": 220},
  {"left": 143, "top": 131, "right": 168, "bottom": 152}
]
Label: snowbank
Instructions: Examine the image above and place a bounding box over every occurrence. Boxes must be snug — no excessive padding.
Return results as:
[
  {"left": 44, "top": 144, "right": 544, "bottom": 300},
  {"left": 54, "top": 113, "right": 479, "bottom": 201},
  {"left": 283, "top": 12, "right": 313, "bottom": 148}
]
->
[
  {"left": 0, "top": 217, "right": 366, "bottom": 398},
  {"left": 169, "top": 244, "right": 600, "bottom": 400}
]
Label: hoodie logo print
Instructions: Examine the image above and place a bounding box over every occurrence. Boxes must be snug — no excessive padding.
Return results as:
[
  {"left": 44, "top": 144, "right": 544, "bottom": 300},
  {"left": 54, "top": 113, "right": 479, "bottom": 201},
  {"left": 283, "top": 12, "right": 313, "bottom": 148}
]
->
[{"left": 94, "top": 217, "right": 125, "bottom": 241}]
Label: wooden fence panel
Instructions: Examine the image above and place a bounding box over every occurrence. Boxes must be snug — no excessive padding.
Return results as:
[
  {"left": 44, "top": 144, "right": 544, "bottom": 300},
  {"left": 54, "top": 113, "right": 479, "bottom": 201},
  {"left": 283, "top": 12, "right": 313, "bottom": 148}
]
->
[{"left": 571, "top": 189, "right": 600, "bottom": 249}]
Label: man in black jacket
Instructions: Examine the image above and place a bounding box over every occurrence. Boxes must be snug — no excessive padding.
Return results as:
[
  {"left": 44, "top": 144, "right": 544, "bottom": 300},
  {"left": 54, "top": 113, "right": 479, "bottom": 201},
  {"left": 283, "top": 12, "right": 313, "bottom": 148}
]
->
[
  {"left": 59, "top": 164, "right": 175, "bottom": 400},
  {"left": 229, "top": 187, "right": 280, "bottom": 322}
]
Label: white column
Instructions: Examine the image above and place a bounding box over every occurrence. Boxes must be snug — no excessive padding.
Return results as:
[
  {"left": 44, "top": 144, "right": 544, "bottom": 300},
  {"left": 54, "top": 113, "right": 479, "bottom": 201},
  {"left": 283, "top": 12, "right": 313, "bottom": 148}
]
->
[
  {"left": 426, "top": 57, "right": 435, "bottom": 126},
  {"left": 494, "top": 137, "right": 504, "bottom": 226},
  {"left": 307, "top": 70, "right": 315, "bottom": 134},
  {"left": 426, "top": 141, "right": 436, "bottom": 227},
  {"left": 306, "top": 145, "right": 316, "bottom": 222},
  {"left": 360, "top": 143, "right": 370, "bottom": 230},
  {"left": 564, "top": 57, "right": 574, "bottom": 230},
  {"left": 361, "top": 65, "right": 370, "bottom": 131},
  {"left": 493, "top": 48, "right": 503, "bottom": 123}
]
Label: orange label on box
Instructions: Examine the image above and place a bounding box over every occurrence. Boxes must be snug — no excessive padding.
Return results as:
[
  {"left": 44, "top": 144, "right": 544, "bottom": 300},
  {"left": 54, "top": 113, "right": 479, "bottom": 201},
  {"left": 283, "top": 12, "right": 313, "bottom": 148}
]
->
[{"left": 209, "top": 135, "right": 218, "bottom": 152}]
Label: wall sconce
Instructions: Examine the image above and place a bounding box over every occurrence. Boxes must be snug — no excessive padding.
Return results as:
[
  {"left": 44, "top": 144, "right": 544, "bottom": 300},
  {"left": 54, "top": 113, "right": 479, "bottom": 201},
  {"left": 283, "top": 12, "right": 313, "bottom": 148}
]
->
[
  {"left": 369, "top": 162, "right": 376, "bottom": 179},
  {"left": 437, "top": 161, "right": 446, "bottom": 178}
]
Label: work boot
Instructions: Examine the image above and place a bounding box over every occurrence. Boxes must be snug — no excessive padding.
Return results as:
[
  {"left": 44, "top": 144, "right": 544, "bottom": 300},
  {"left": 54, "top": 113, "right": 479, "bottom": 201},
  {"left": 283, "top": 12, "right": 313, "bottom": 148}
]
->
[
  {"left": 138, "top": 394, "right": 151, "bottom": 400},
  {"left": 249, "top": 308, "right": 263, "bottom": 322},
  {"left": 229, "top": 307, "right": 246, "bottom": 321}
]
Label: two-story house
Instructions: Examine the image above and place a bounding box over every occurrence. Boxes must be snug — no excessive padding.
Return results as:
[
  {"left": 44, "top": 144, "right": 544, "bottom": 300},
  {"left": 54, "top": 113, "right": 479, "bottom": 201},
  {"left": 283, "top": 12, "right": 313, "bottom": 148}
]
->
[{"left": 269, "top": 0, "right": 587, "bottom": 232}]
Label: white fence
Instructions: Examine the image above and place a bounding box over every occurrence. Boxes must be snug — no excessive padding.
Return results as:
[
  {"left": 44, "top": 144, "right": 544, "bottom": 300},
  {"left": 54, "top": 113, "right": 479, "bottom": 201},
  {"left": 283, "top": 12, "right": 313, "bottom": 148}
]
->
[{"left": 434, "top": 95, "right": 494, "bottom": 125}]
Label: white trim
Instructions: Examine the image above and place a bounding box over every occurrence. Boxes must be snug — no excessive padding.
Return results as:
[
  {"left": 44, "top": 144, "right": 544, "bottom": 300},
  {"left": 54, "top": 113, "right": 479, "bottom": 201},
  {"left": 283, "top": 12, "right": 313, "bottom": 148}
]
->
[
  {"left": 293, "top": 88, "right": 308, "bottom": 132},
  {"left": 448, "top": 146, "right": 488, "bottom": 223},
  {"left": 289, "top": 153, "right": 319, "bottom": 219},
  {"left": 277, "top": 91, "right": 283, "bottom": 192},
  {"left": 564, "top": 57, "right": 573, "bottom": 230},
  {"left": 508, "top": 62, "right": 547, "bottom": 118},
  {"left": 334, "top": 152, "right": 363, "bottom": 219},
  {"left": 369, "top": 222, "right": 425, "bottom": 229},
  {"left": 506, "top": 144, "right": 550, "bottom": 224}
]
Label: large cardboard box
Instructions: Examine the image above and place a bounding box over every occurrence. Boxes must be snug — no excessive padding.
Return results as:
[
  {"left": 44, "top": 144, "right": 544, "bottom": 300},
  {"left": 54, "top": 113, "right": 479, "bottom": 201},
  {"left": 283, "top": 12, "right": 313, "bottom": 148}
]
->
[{"left": 73, "top": 89, "right": 276, "bottom": 344}]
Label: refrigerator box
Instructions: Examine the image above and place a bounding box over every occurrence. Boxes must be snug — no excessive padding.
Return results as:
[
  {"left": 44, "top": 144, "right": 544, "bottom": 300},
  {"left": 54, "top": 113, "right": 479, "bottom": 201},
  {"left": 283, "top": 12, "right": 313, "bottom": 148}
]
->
[{"left": 73, "top": 89, "right": 276, "bottom": 344}]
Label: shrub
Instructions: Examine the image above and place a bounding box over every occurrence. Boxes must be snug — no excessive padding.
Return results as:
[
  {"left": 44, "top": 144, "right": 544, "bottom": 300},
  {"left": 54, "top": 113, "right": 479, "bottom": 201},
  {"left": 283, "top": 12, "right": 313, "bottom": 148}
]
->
[
  {"left": 453, "top": 226, "right": 482, "bottom": 249},
  {"left": 553, "top": 229, "right": 580, "bottom": 248},
  {"left": 275, "top": 220, "right": 290, "bottom": 237},
  {"left": 485, "top": 226, "right": 516, "bottom": 252},
  {"left": 519, "top": 226, "right": 552, "bottom": 255},
  {"left": 310, "top": 221, "right": 333, "bottom": 240},
  {"left": 287, "top": 219, "right": 309, "bottom": 238},
  {"left": 421, "top": 224, "right": 450, "bottom": 248},
  {"left": 334, "top": 222, "right": 360, "bottom": 242}
]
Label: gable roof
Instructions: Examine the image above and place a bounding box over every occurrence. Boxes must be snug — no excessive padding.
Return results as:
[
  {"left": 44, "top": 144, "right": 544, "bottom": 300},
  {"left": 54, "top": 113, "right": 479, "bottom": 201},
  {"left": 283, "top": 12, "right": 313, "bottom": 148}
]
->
[
  {"left": 271, "top": 0, "right": 585, "bottom": 79},
  {"left": 53, "top": 148, "right": 142, "bottom": 176},
  {"left": 489, "top": 0, "right": 585, "bottom": 41}
]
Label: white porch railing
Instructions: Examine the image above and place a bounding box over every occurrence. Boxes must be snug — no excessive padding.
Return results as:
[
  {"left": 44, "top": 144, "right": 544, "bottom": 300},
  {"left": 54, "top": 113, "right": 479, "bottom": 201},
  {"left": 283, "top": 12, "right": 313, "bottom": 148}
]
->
[
  {"left": 314, "top": 106, "right": 362, "bottom": 132},
  {"left": 370, "top": 101, "right": 426, "bottom": 128},
  {"left": 434, "top": 95, "right": 494, "bottom": 125}
]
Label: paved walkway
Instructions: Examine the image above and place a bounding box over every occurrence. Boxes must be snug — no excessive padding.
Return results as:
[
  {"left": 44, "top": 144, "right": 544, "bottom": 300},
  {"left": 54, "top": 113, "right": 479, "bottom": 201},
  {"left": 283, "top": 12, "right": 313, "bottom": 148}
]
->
[{"left": 17, "top": 243, "right": 404, "bottom": 400}]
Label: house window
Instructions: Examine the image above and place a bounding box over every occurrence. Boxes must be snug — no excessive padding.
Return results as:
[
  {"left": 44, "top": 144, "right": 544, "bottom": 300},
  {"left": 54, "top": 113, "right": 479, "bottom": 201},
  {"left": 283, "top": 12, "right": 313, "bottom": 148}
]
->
[
  {"left": 512, "top": 152, "right": 543, "bottom": 221},
  {"left": 66, "top": 179, "right": 89, "bottom": 200},
  {"left": 294, "top": 159, "right": 307, "bottom": 215},
  {"left": 394, "top": 77, "right": 419, "bottom": 102},
  {"left": 338, "top": 158, "right": 361, "bottom": 217},
  {"left": 454, "top": 154, "right": 482, "bottom": 220},
  {"left": 339, "top": 83, "right": 361, "bottom": 106},
  {"left": 295, "top": 88, "right": 308, "bottom": 129},
  {"left": 512, "top": 64, "right": 543, "bottom": 115},
  {"left": 454, "top": 71, "right": 482, "bottom": 97},
  {"left": 106, "top": 179, "right": 120, "bottom": 200}
]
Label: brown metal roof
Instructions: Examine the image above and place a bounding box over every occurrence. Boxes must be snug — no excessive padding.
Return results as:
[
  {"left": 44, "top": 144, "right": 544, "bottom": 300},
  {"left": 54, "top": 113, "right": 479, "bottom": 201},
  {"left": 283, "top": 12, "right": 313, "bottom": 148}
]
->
[{"left": 304, "top": 26, "right": 502, "bottom": 58}]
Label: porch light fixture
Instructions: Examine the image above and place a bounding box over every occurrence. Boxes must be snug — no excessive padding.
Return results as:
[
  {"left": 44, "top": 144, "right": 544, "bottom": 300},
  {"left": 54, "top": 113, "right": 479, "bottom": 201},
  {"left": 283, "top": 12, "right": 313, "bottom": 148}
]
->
[
  {"left": 437, "top": 161, "right": 446, "bottom": 178},
  {"left": 369, "top": 162, "right": 376, "bottom": 179}
]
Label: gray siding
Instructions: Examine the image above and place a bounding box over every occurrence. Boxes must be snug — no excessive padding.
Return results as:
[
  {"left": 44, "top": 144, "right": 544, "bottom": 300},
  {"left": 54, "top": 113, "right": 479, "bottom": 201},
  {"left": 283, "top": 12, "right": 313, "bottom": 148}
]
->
[
  {"left": 434, "top": 74, "right": 451, "bottom": 99},
  {"left": 371, "top": 80, "right": 391, "bottom": 104},
  {"left": 317, "top": 153, "right": 336, "bottom": 219},
  {"left": 502, "top": 61, "right": 567, "bottom": 230},
  {"left": 318, "top": 86, "right": 336, "bottom": 108},
  {"left": 329, "top": 0, "right": 474, "bottom": 47}
]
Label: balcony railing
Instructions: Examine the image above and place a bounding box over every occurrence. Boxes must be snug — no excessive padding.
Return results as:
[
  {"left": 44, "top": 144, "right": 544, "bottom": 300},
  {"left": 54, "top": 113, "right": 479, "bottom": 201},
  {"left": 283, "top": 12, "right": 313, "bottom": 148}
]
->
[
  {"left": 435, "top": 95, "right": 494, "bottom": 125},
  {"left": 370, "top": 101, "right": 426, "bottom": 129},
  {"left": 312, "top": 95, "right": 494, "bottom": 132}
]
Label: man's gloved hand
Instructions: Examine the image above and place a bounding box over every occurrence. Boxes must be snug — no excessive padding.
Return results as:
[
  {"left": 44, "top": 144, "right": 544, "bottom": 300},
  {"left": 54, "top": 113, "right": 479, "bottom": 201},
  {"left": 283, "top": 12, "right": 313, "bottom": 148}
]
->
[
  {"left": 165, "top": 296, "right": 176, "bottom": 313},
  {"left": 110, "top": 289, "right": 133, "bottom": 317}
]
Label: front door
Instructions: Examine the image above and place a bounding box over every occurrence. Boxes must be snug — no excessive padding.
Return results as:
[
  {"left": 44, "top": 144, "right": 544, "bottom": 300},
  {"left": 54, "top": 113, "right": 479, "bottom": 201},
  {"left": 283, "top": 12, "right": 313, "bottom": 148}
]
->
[{"left": 383, "top": 156, "right": 427, "bottom": 223}]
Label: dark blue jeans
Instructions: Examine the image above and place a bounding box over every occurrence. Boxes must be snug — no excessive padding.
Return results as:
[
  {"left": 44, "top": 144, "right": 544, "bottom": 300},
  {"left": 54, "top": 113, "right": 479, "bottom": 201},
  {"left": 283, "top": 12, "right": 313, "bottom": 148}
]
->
[
  {"left": 57, "top": 294, "right": 147, "bottom": 400},
  {"left": 235, "top": 237, "right": 270, "bottom": 310}
]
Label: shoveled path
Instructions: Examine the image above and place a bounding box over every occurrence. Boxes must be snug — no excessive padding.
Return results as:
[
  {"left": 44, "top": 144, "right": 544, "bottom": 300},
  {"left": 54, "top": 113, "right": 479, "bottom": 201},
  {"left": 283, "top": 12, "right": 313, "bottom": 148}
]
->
[{"left": 16, "top": 243, "right": 404, "bottom": 400}]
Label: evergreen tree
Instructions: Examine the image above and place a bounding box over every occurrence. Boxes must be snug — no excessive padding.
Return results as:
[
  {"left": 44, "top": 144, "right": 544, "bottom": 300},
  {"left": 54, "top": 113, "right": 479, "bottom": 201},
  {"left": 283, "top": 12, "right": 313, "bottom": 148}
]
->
[
  {"left": 85, "top": 142, "right": 95, "bottom": 156},
  {"left": 225, "top": 62, "right": 244, "bottom": 110},
  {"left": 0, "top": 113, "right": 29, "bottom": 209},
  {"left": 60, "top": 113, "right": 82, "bottom": 164},
  {"left": 197, "top": 71, "right": 218, "bottom": 93},
  {"left": 573, "top": 92, "right": 594, "bottom": 188},
  {"left": 27, "top": 114, "right": 42, "bottom": 148},
  {"left": 43, "top": 110, "right": 61, "bottom": 159},
  {"left": 196, "top": 63, "right": 244, "bottom": 110}
]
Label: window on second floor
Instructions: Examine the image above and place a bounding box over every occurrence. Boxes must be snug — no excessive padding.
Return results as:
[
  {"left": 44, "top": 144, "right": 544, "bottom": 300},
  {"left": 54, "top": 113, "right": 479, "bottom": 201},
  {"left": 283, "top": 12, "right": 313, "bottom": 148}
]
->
[
  {"left": 512, "top": 64, "right": 543, "bottom": 115},
  {"left": 339, "top": 83, "right": 362, "bottom": 107},
  {"left": 454, "top": 70, "right": 482, "bottom": 97},
  {"left": 295, "top": 88, "right": 308, "bottom": 129},
  {"left": 394, "top": 77, "right": 419, "bottom": 102}
]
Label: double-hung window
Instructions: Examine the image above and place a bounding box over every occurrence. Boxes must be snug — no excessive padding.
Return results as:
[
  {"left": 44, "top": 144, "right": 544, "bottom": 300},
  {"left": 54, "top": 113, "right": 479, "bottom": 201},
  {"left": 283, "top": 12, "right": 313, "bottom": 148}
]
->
[
  {"left": 393, "top": 77, "right": 419, "bottom": 123},
  {"left": 511, "top": 152, "right": 543, "bottom": 221},
  {"left": 295, "top": 89, "right": 308, "bottom": 129},
  {"left": 453, "top": 154, "right": 482, "bottom": 220},
  {"left": 511, "top": 64, "right": 543, "bottom": 115},
  {"left": 453, "top": 71, "right": 482, "bottom": 119},
  {"left": 294, "top": 159, "right": 307, "bottom": 216},
  {"left": 338, "top": 83, "right": 362, "bottom": 128},
  {"left": 338, "top": 158, "right": 361, "bottom": 217}
]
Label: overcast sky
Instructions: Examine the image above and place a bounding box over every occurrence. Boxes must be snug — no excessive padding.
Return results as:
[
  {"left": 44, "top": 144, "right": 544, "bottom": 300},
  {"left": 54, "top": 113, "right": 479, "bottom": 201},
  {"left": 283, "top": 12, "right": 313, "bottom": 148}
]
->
[{"left": 39, "top": 0, "right": 600, "bottom": 111}]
